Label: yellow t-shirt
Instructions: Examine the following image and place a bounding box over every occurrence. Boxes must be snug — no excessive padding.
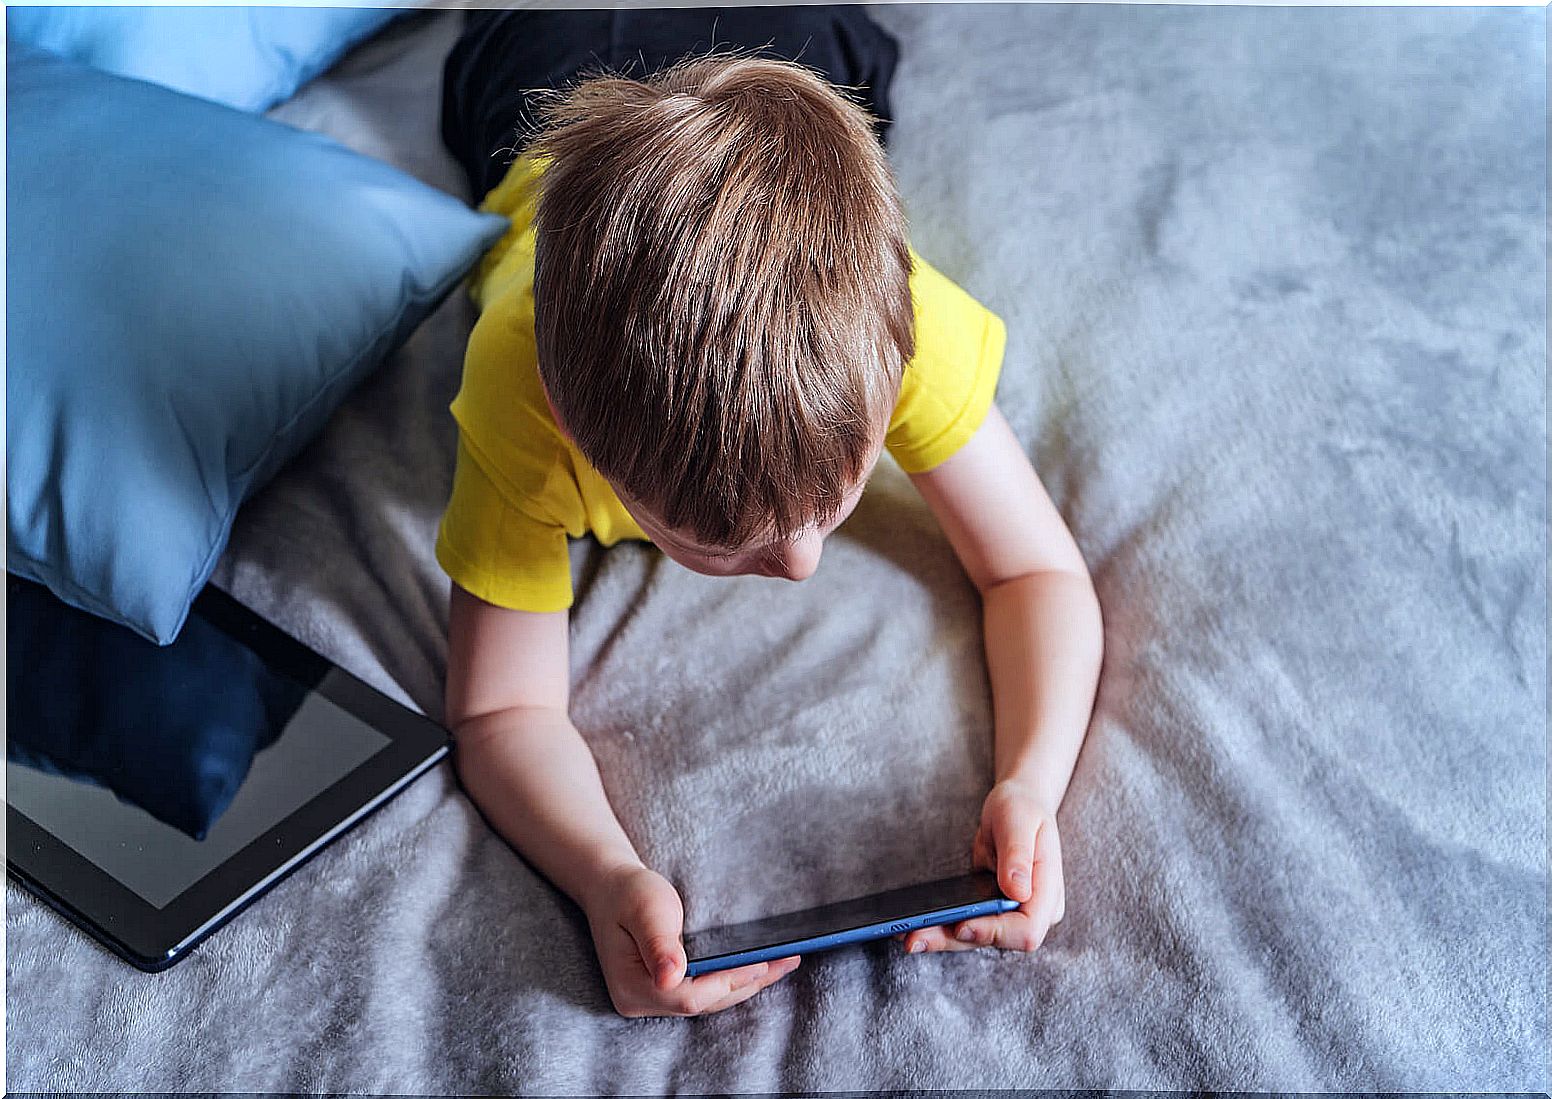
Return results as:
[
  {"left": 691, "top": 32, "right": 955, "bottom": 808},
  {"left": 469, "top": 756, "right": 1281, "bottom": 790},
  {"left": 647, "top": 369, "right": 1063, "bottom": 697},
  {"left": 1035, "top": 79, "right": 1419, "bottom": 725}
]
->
[{"left": 435, "top": 152, "right": 1007, "bottom": 613}]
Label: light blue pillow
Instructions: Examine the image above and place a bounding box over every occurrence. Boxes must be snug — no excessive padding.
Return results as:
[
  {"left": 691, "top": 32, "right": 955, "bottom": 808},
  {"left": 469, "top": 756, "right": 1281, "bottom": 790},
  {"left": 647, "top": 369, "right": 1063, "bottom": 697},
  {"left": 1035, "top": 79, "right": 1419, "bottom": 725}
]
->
[
  {"left": 6, "top": 42, "right": 508, "bottom": 645},
  {"left": 5, "top": 5, "right": 406, "bottom": 113}
]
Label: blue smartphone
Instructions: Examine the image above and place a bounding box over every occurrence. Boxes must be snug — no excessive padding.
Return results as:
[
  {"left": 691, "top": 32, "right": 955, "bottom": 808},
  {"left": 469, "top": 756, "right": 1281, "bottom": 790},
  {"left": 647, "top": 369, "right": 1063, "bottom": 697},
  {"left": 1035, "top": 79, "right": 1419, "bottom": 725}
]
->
[{"left": 682, "top": 871, "right": 1019, "bottom": 976}]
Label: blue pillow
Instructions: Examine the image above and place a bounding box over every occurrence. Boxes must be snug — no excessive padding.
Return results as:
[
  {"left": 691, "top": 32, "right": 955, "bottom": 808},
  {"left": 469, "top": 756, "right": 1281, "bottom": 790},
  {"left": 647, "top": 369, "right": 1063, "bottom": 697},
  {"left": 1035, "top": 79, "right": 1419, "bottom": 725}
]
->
[
  {"left": 6, "top": 42, "right": 508, "bottom": 645},
  {"left": 5, "top": 5, "right": 405, "bottom": 112}
]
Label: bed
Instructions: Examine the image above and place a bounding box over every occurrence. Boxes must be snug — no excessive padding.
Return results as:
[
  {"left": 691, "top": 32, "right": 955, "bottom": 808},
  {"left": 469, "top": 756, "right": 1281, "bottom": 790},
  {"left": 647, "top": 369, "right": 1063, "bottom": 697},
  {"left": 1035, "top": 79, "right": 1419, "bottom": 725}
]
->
[{"left": 6, "top": 4, "right": 1546, "bottom": 1092}]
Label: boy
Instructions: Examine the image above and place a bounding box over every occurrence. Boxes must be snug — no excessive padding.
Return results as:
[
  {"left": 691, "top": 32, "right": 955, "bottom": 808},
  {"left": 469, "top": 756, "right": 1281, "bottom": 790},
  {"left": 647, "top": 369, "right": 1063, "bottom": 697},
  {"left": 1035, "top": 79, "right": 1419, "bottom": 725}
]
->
[{"left": 436, "top": 7, "right": 1103, "bottom": 1019}]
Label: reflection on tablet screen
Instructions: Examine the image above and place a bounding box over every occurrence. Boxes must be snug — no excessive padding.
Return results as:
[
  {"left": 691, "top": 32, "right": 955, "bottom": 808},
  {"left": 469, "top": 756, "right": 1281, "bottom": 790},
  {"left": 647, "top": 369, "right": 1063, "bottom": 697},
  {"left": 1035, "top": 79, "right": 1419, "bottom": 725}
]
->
[{"left": 6, "top": 576, "right": 391, "bottom": 909}]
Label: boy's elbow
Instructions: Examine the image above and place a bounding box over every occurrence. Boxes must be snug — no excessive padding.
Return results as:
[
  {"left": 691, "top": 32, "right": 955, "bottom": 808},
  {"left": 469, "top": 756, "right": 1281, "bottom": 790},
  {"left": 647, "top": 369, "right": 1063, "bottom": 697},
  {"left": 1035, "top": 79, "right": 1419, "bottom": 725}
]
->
[
  {"left": 986, "top": 567, "right": 1105, "bottom": 647},
  {"left": 979, "top": 563, "right": 1096, "bottom": 602}
]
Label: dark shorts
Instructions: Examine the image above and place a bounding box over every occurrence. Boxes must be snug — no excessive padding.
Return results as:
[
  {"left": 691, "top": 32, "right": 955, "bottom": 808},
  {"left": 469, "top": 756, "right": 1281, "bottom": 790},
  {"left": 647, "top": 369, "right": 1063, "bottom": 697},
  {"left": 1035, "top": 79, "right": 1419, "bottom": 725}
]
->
[{"left": 440, "top": 5, "right": 902, "bottom": 203}]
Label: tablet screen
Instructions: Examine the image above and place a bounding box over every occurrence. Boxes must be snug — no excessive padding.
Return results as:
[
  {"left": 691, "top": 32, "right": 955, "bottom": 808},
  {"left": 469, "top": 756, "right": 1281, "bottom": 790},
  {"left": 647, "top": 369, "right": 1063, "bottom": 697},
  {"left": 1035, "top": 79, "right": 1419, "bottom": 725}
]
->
[{"left": 6, "top": 576, "right": 392, "bottom": 909}]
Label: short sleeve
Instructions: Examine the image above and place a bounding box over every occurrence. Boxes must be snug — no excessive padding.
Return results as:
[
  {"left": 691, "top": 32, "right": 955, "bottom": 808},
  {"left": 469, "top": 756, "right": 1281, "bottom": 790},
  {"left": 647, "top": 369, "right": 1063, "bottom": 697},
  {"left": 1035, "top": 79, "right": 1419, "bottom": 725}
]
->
[
  {"left": 435, "top": 436, "right": 574, "bottom": 613},
  {"left": 885, "top": 247, "right": 1008, "bottom": 474}
]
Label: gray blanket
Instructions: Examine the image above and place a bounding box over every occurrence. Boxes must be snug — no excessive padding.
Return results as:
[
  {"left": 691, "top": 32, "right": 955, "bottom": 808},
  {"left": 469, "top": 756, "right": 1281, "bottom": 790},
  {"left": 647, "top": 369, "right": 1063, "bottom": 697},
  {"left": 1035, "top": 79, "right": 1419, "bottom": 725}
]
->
[{"left": 7, "top": 4, "right": 1546, "bottom": 1092}]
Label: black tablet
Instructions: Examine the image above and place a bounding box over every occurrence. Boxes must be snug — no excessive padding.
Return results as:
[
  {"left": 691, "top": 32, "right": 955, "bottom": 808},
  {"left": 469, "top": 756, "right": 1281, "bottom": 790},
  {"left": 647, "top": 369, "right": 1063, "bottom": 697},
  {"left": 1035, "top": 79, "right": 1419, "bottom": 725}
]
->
[{"left": 5, "top": 573, "right": 450, "bottom": 971}]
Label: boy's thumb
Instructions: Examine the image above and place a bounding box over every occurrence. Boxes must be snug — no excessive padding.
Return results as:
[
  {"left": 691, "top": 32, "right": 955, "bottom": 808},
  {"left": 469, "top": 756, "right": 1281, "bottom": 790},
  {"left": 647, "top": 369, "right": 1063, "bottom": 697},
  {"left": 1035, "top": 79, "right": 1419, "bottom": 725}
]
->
[
  {"left": 624, "top": 886, "right": 686, "bottom": 988},
  {"left": 637, "top": 932, "right": 684, "bottom": 989}
]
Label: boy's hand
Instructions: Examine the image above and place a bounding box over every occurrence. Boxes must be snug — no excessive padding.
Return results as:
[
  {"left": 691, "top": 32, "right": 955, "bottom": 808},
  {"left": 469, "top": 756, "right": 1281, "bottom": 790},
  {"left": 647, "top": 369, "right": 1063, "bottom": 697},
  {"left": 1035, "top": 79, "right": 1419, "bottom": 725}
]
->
[
  {"left": 897, "top": 779, "right": 1065, "bottom": 955},
  {"left": 583, "top": 864, "right": 801, "bottom": 1018}
]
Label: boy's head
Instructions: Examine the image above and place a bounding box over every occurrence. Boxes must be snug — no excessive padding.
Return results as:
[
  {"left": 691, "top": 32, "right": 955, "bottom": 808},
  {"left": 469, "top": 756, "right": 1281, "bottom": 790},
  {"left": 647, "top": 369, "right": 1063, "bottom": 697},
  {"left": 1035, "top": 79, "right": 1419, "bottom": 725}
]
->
[{"left": 523, "top": 51, "right": 916, "bottom": 581}]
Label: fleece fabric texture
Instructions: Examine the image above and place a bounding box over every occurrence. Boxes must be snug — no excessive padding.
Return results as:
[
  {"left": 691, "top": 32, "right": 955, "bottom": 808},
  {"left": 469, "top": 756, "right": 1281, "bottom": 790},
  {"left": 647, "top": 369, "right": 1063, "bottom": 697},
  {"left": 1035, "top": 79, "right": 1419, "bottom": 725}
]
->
[{"left": 6, "top": 5, "right": 1545, "bottom": 1093}]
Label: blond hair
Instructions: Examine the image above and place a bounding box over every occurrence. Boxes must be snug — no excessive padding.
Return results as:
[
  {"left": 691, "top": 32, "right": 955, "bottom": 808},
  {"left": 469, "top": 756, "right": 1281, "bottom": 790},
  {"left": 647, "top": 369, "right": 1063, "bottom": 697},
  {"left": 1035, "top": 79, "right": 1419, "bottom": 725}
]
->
[{"left": 522, "top": 50, "right": 915, "bottom": 548}]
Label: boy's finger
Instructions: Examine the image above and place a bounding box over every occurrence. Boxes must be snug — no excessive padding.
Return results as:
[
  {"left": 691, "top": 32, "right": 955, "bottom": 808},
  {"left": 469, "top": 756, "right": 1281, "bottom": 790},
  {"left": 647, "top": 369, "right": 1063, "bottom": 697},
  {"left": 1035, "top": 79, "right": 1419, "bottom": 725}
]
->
[
  {"left": 1033, "top": 842, "right": 1065, "bottom": 928},
  {"left": 951, "top": 915, "right": 1002, "bottom": 948},
  {"left": 901, "top": 923, "right": 974, "bottom": 954},
  {"left": 700, "top": 956, "right": 801, "bottom": 1014},
  {"left": 1036, "top": 824, "right": 1066, "bottom": 925},
  {"left": 952, "top": 909, "right": 1041, "bottom": 951},
  {"left": 665, "top": 960, "right": 770, "bottom": 1015}
]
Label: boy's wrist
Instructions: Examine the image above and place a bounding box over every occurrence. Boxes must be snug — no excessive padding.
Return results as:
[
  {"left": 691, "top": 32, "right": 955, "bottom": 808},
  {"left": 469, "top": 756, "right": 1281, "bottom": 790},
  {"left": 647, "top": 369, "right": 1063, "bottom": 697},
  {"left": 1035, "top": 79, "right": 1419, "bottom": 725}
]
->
[
  {"left": 991, "top": 770, "right": 1063, "bottom": 817},
  {"left": 579, "top": 856, "right": 651, "bottom": 914}
]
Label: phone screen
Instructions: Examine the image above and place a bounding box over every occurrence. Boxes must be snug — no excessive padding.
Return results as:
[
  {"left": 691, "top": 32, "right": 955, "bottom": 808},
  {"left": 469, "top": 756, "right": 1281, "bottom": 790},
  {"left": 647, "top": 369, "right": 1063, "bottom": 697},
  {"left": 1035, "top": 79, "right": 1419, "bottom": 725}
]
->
[{"left": 682, "top": 871, "right": 1010, "bottom": 962}]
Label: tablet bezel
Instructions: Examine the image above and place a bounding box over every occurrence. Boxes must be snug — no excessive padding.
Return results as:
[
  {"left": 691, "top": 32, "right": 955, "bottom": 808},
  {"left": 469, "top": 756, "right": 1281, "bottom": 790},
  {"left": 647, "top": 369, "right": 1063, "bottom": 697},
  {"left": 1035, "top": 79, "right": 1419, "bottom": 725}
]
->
[{"left": 5, "top": 580, "right": 451, "bottom": 972}]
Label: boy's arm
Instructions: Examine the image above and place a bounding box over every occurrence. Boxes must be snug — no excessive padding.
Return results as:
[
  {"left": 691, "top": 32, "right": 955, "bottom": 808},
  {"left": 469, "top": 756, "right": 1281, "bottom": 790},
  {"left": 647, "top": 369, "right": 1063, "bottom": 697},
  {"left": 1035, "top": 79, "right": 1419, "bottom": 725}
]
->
[
  {"left": 445, "top": 584, "right": 646, "bottom": 907},
  {"left": 445, "top": 582, "right": 798, "bottom": 1014},
  {"left": 902, "top": 403, "right": 1104, "bottom": 950}
]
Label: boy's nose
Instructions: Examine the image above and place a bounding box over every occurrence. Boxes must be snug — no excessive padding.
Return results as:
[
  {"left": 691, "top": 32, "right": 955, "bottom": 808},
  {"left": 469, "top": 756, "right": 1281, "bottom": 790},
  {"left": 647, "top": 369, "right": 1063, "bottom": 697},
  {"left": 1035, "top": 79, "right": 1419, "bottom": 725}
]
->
[{"left": 773, "top": 531, "right": 823, "bottom": 581}]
